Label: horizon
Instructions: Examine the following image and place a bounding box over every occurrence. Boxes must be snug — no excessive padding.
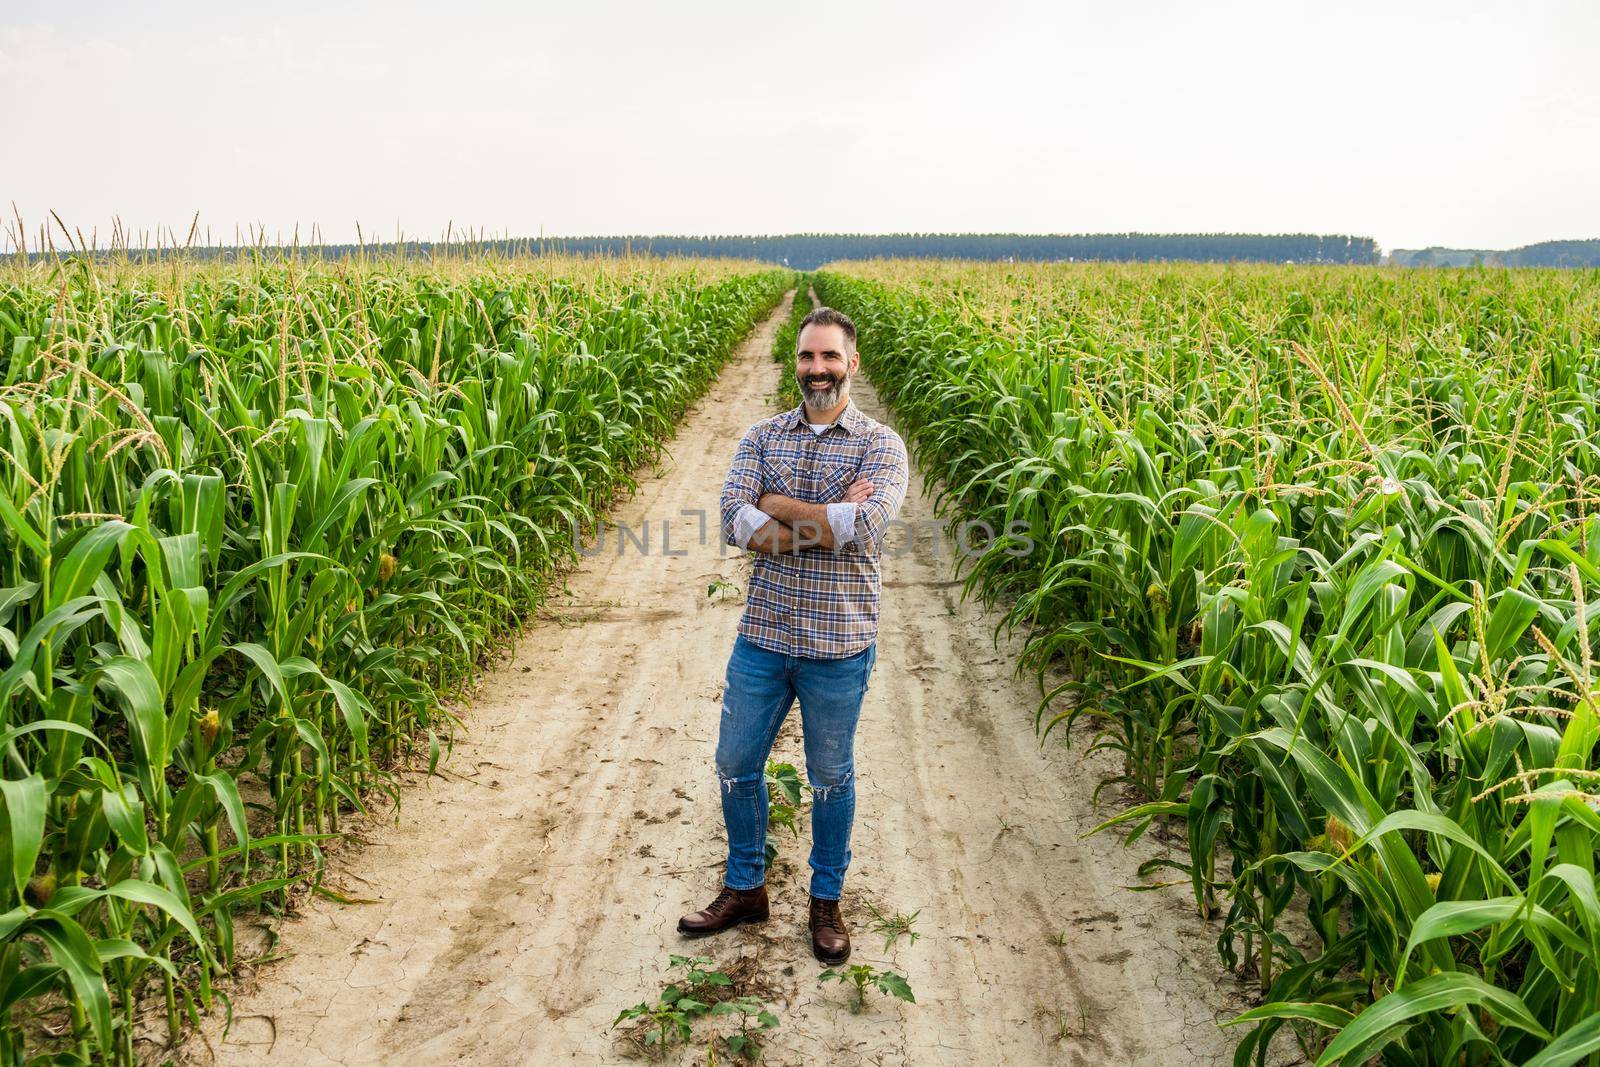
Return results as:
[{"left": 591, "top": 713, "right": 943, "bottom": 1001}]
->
[{"left": 6, "top": 221, "right": 1596, "bottom": 260}]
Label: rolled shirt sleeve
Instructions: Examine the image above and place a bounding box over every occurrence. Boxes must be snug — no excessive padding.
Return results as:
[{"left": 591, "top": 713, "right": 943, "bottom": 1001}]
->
[
  {"left": 720, "top": 425, "right": 765, "bottom": 547},
  {"left": 825, "top": 502, "right": 857, "bottom": 550},
  {"left": 732, "top": 503, "right": 771, "bottom": 549},
  {"left": 843, "top": 431, "right": 909, "bottom": 553}
]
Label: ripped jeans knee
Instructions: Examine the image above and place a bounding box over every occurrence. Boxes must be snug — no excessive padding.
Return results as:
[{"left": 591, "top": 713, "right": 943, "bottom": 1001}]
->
[
  {"left": 807, "top": 764, "right": 855, "bottom": 804},
  {"left": 715, "top": 765, "right": 764, "bottom": 798}
]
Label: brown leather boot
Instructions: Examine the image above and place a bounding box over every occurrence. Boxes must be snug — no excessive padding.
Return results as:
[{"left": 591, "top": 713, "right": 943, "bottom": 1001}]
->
[
  {"left": 809, "top": 896, "right": 850, "bottom": 964},
  {"left": 678, "top": 885, "right": 769, "bottom": 937}
]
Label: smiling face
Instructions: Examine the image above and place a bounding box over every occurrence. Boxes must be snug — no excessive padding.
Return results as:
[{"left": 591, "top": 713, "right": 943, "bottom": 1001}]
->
[{"left": 796, "top": 322, "right": 859, "bottom": 412}]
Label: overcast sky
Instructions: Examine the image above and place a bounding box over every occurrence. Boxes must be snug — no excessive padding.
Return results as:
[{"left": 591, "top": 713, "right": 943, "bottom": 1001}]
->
[{"left": 3, "top": 0, "right": 1596, "bottom": 254}]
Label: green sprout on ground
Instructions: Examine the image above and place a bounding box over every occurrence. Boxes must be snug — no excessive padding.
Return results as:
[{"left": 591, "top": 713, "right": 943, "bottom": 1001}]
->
[
  {"left": 614, "top": 997, "right": 701, "bottom": 1054},
  {"left": 615, "top": 955, "right": 780, "bottom": 1061},
  {"left": 710, "top": 998, "right": 780, "bottom": 1061},
  {"left": 818, "top": 963, "right": 916, "bottom": 1015},
  {"left": 707, "top": 578, "right": 742, "bottom": 601},
  {"left": 615, "top": 956, "right": 727, "bottom": 1054},
  {"left": 864, "top": 903, "right": 922, "bottom": 953},
  {"left": 764, "top": 760, "right": 806, "bottom": 864},
  {"left": 669, "top": 954, "right": 735, "bottom": 997}
]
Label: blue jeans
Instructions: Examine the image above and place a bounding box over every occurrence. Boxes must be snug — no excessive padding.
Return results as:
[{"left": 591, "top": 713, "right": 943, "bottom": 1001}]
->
[{"left": 715, "top": 634, "right": 877, "bottom": 900}]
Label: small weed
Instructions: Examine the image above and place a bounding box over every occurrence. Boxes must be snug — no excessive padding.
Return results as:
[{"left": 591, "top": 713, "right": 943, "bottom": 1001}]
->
[
  {"left": 707, "top": 579, "right": 741, "bottom": 601},
  {"left": 710, "top": 997, "right": 780, "bottom": 1061},
  {"left": 1043, "top": 1001, "right": 1091, "bottom": 1044},
  {"left": 670, "top": 954, "right": 735, "bottom": 999},
  {"left": 615, "top": 955, "right": 780, "bottom": 1061},
  {"left": 818, "top": 963, "right": 916, "bottom": 1015},
  {"left": 764, "top": 760, "right": 805, "bottom": 864},
  {"left": 864, "top": 903, "right": 922, "bottom": 953},
  {"left": 614, "top": 998, "right": 700, "bottom": 1053}
]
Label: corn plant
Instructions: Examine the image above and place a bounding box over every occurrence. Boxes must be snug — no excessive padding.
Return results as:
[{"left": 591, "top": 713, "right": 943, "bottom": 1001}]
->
[
  {"left": 818, "top": 261, "right": 1600, "bottom": 1065},
  {"left": 769, "top": 280, "right": 813, "bottom": 408}
]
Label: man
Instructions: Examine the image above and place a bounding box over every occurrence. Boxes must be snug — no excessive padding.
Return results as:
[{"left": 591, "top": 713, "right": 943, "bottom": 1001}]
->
[{"left": 680, "top": 306, "right": 909, "bottom": 964}]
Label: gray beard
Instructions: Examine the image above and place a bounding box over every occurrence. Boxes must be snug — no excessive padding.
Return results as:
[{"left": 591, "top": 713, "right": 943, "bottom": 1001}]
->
[{"left": 800, "top": 374, "right": 847, "bottom": 410}]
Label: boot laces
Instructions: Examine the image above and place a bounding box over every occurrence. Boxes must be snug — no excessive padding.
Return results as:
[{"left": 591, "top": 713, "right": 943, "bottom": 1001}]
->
[
  {"left": 707, "top": 887, "right": 738, "bottom": 916},
  {"left": 811, "top": 899, "right": 844, "bottom": 934}
]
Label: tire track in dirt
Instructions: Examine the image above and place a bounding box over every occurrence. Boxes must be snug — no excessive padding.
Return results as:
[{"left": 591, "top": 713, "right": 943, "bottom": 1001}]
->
[{"left": 181, "top": 291, "right": 1259, "bottom": 1066}]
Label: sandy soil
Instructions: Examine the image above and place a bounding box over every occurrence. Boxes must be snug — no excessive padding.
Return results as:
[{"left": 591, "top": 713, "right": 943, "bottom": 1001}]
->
[{"left": 179, "top": 293, "right": 1263, "bottom": 1066}]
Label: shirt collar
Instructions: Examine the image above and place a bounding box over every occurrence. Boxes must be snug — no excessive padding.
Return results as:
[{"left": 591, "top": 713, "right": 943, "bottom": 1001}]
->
[{"left": 787, "top": 398, "right": 867, "bottom": 436}]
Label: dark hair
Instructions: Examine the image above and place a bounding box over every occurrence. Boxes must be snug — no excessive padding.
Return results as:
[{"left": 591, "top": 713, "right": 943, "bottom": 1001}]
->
[{"left": 798, "top": 306, "right": 857, "bottom": 353}]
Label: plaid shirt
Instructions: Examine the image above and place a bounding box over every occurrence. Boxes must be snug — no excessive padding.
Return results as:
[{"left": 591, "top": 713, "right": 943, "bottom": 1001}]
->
[{"left": 720, "top": 399, "right": 909, "bottom": 659}]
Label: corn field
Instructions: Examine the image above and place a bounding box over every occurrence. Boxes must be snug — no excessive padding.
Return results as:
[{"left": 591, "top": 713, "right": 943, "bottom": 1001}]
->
[
  {"left": 0, "top": 252, "right": 787, "bottom": 1063},
  {"left": 817, "top": 261, "right": 1600, "bottom": 1065},
  {"left": 770, "top": 284, "right": 814, "bottom": 407}
]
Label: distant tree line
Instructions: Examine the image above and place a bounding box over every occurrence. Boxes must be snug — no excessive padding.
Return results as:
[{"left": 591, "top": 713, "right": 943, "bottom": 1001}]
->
[
  {"left": 1390, "top": 239, "right": 1600, "bottom": 268},
  {"left": 500, "top": 233, "right": 1379, "bottom": 269},
  {"left": 6, "top": 232, "right": 1381, "bottom": 269}
]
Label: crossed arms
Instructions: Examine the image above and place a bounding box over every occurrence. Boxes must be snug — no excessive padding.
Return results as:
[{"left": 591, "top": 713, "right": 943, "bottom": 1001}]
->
[
  {"left": 744, "top": 479, "right": 872, "bottom": 552},
  {"left": 719, "top": 427, "right": 909, "bottom": 555}
]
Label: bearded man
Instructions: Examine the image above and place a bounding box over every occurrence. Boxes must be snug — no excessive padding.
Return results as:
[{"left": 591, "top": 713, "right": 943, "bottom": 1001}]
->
[{"left": 679, "top": 305, "right": 909, "bottom": 964}]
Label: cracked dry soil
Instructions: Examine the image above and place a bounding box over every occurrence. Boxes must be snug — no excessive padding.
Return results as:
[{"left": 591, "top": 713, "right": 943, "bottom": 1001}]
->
[{"left": 180, "top": 295, "right": 1261, "bottom": 1066}]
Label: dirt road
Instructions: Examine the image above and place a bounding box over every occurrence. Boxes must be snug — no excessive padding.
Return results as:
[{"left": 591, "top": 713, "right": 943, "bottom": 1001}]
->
[{"left": 182, "top": 294, "right": 1256, "bottom": 1066}]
